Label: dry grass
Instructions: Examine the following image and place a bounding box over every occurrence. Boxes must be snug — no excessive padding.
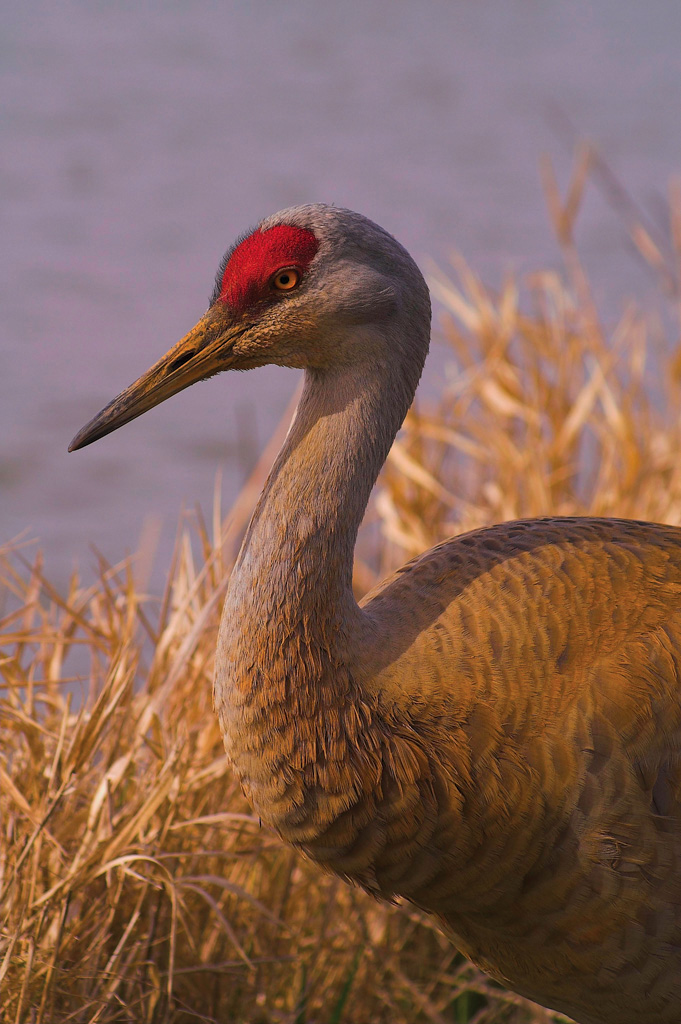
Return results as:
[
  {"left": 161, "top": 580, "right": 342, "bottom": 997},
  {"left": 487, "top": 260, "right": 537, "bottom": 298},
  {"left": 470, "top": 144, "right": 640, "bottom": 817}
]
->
[{"left": 2, "top": 154, "right": 680, "bottom": 1023}]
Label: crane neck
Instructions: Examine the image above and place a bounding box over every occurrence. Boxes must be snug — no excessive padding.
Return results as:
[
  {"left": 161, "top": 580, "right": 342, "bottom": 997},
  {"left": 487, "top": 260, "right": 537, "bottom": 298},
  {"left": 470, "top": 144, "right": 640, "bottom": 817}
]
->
[
  {"left": 215, "top": 318, "right": 430, "bottom": 843},
  {"left": 227, "top": 325, "right": 426, "bottom": 636}
]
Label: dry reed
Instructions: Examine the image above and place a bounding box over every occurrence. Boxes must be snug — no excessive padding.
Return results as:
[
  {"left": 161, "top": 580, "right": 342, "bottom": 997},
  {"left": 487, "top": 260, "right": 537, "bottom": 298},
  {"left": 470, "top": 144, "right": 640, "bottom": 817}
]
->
[{"left": 2, "top": 154, "right": 680, "bottom": 1023}]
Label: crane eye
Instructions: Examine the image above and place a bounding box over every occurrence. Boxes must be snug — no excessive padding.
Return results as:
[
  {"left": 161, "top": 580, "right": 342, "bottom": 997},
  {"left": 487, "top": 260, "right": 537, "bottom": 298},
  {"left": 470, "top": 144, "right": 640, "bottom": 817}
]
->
[{"left": 272, "top": 268, "right": 301, "bottom": 292}]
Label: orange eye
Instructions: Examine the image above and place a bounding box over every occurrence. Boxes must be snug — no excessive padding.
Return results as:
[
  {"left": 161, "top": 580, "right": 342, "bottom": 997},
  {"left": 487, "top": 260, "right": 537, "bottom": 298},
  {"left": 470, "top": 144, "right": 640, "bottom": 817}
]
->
[{"left": 272, "top": 268, "right": 301, "bottom": 292}]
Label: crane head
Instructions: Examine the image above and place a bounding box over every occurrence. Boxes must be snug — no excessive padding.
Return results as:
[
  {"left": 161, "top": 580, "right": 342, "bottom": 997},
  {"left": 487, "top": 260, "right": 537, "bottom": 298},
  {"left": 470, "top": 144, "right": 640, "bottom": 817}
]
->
[{"left": 68, "top": 204, "right": 429, "bottom": 451}]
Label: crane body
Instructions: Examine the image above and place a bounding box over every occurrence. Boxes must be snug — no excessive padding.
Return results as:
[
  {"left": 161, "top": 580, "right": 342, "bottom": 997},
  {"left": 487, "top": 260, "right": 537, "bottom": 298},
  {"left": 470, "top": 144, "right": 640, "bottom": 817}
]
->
[{"left": 70, "top": 205, "right": 681, "bottom": 1024}]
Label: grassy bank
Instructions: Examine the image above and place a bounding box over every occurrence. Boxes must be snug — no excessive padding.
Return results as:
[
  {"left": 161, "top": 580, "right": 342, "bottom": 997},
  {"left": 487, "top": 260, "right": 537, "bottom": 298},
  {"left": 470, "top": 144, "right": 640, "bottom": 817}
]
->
[{"left": 2, "top": 157, "right": 680, "bottom": 1023}]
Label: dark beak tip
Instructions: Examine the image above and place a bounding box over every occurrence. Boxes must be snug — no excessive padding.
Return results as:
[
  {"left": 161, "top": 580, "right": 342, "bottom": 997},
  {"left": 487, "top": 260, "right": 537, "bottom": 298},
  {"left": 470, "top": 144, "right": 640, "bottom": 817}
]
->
[
  {"left": 67, "top": 431, "right": 85, "bottom": 453},
  {"left": 68, "top": 421, "right": 100, "bottom": 452}
]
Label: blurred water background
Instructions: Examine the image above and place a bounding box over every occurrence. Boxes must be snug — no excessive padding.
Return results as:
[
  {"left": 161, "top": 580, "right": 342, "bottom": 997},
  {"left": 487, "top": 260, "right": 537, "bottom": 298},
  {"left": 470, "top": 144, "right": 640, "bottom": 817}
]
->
[{"left": 2, "top": 0, "right": 680, "bottom": 590}]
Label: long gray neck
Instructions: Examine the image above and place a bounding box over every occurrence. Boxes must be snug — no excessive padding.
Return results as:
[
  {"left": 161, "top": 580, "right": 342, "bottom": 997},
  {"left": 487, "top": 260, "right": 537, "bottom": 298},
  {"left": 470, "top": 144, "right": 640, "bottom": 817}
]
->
[
  {"left": 215, "top": 322, "right": 428, "bottom": 829},
  {"left": 224, "top": 331, "right": 425, "bottom": 643}
]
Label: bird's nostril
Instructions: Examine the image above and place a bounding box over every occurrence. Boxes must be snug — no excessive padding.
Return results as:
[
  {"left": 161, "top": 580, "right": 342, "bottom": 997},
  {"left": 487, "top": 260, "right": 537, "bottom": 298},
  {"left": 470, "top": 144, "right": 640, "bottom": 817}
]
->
[{"left": 168, "top": 351, "right": 195, "bottom": 373}]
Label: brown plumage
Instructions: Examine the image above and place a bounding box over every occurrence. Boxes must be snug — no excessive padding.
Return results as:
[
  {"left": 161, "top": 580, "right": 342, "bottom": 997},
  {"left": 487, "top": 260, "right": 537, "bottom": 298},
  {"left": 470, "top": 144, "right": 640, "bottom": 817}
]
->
[{"left": 70, "top": 205, "right": 681, "bottom": 1024}]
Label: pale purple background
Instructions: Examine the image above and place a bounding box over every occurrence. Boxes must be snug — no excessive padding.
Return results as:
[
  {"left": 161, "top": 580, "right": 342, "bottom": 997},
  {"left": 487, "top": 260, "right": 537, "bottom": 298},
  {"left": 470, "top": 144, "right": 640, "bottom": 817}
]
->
[{"left": 2, "top": 1, "right": 680, "bottom": 589}]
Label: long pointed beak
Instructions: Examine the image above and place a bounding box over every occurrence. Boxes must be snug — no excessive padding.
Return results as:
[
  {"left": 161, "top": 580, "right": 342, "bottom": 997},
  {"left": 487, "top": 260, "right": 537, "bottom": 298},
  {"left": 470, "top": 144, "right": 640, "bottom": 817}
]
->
[{"left": 69, "top": 312, "right": 238, "bottom": 452}]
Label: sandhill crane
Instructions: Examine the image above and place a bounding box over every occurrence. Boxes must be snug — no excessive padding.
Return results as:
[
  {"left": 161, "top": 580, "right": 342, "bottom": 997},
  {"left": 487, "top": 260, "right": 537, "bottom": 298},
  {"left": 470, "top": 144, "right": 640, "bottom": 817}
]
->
[{"left": 70, "top": 205, "right": 681, "bottom": 1024}]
